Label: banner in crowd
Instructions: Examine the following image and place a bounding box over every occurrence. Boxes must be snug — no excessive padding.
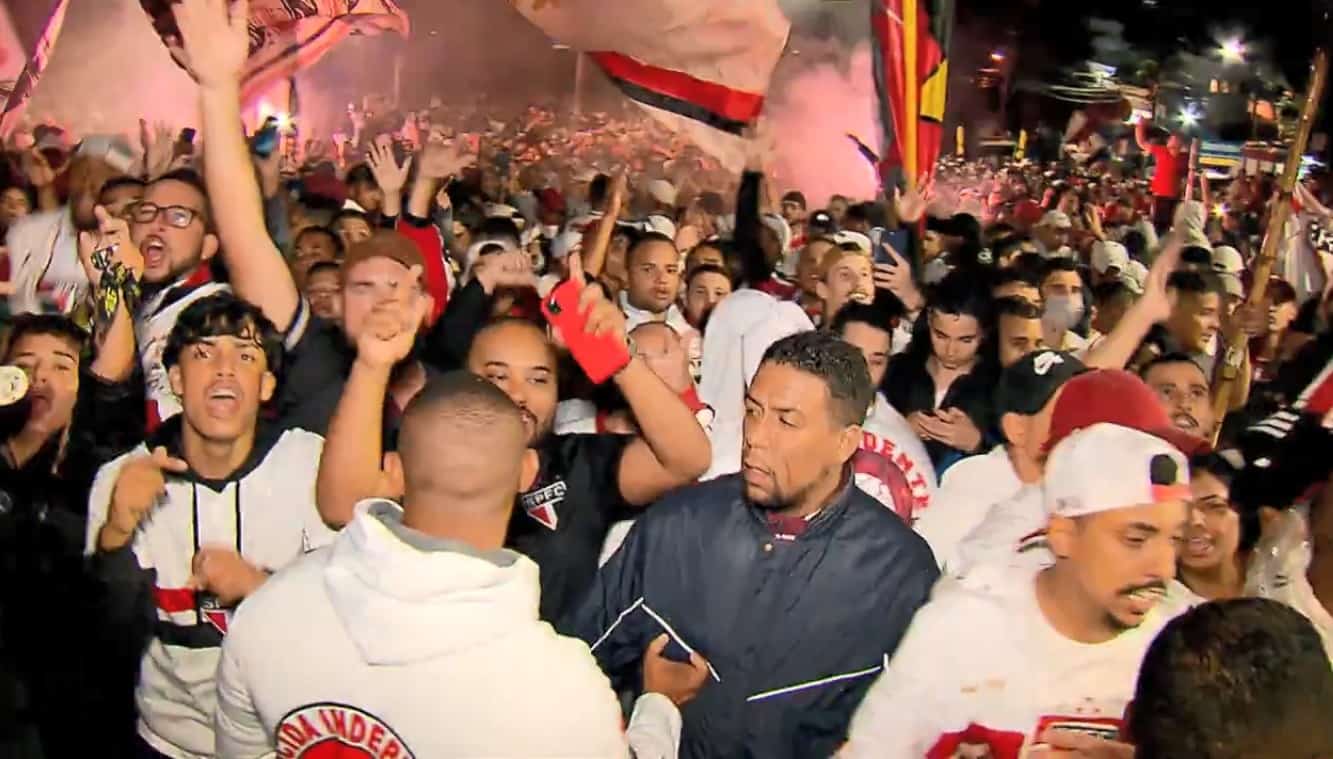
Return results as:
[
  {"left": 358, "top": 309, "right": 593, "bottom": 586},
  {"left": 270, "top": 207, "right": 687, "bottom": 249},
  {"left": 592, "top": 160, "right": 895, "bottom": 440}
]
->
[
  {"left": 871, "top": 0, "right": 954, "bottom": 190},
  {"left": 512, "top": 0, "right": 790, "bottom": 169},
  {"left": 0, "top": 0, "right": 70, "bottom": 138},
  {"left": 141, "top": 0, "right": 410, "bottom": 105}
]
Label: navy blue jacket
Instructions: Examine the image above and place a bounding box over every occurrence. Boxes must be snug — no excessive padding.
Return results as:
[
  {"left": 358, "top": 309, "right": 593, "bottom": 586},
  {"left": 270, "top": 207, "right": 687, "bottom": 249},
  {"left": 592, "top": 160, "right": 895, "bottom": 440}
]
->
[{"left": 560, "top": 474, "right": 939, "bottom": 758}]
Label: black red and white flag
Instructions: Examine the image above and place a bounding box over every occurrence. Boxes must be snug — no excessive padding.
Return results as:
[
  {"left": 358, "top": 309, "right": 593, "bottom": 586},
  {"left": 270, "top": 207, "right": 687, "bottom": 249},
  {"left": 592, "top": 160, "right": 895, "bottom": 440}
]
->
[
  {"left": 512, "top": 0, "right": 790, "bottom": 168},
  {"left": 141, "top": 0, "right": 410, "bottom": 105}
]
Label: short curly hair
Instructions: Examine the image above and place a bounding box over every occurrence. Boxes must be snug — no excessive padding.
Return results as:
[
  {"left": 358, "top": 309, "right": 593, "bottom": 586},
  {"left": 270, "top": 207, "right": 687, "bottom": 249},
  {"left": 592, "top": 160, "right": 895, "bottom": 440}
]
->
[
  {"left": 163, "top": 293, "right": 284, "bottom": 379},
  {"left": 760, "top": 330, "right": 872, "bottom": 427}
]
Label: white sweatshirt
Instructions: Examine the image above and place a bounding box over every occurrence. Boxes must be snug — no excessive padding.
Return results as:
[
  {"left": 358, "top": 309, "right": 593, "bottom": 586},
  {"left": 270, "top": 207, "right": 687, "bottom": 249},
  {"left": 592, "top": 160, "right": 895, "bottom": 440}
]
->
[
  {"left": 842, "top": 567, "right": 1196, "bottom": 758},
  {"left": 85, "top": 427, "right": 336, "bottom": 758},
  {"left": 215, "top": 500, "right": 680, "bottom": 759},
  {"left": 912, "top": 446, "right": 1023, "bottom": 575}
]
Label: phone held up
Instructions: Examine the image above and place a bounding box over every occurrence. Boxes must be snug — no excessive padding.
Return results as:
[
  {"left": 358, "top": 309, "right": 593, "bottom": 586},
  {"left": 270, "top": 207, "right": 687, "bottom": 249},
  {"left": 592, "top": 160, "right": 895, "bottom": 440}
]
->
[{"left": 541, "top": 279, "right": 630, "bottom": 385}]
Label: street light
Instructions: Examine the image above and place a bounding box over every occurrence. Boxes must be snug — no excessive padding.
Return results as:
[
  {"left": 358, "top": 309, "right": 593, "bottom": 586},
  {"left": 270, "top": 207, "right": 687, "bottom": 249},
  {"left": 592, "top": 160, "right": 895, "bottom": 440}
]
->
[{"left": 1219, "top": 38, "right": 1246, "bottom": 63}]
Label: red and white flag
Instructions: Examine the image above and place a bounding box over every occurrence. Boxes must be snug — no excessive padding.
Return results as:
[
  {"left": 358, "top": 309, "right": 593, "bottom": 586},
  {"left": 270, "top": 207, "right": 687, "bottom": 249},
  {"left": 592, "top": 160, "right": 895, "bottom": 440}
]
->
[
  {"left": 141, "top": 0, "right": 410, "bottom": 105},
  {"left": 511, "top": 0, "right": 790, "bottom": 168},
  {"left": 0, "top": 0, "right": 71, "bottom": 138}
]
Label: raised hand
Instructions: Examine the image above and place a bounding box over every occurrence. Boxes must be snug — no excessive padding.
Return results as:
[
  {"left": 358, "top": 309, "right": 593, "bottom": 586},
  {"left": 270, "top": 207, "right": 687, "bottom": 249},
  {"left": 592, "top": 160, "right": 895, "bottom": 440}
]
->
[
  {"left": 473, "top": 250, "right": 535, "bottom": 294},
  {"left": 170, "top": 0, "right": 251, "bottom": 89},
  {"left": 366, "top": 135, "right": 412, "bottom": 195},
  {"left": 1138, "top": 233, "right": 1184, "bottom": 325},
  {"left": 418, "top": 139, "right": 472, "bottom": 181},
  {"left": 551, "top": 251, "right": 628, "bottom": 348},
  {"left": 140, "top": 120, "right": 178, "bottom": 180},
  {"left": 99, "top": 446, "right": 190, "bottom": 551},
  {"left": 77, "top": 206, "right": 144, "bottom": 290},
  {"left": 354, "top": 267, "right": 427, "bottom": 370},
  {"left": 894, "top": 176, "right": 936, "bottom": 225}
]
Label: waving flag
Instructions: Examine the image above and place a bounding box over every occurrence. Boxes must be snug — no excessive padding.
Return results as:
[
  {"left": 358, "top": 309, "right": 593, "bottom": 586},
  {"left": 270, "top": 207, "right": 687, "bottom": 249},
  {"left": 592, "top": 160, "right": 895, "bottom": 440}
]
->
[
  {"left": 141, "top": 0, "right": 410, "bottom": 104},
  {"left": 512, "top": 0, "right": 790, "bottom": 167},
  {"left": 0, "top": 0, "right": 70, "bottom": 137},
  {"left": 872, "top": 0, "right": 954, "bottom": 190}
]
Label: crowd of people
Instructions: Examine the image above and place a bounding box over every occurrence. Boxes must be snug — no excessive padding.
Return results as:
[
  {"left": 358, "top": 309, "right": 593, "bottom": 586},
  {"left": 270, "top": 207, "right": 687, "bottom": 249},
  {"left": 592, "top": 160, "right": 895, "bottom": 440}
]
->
[{"left": 1, "top": 1, "right": 1333, "bottom": 757}]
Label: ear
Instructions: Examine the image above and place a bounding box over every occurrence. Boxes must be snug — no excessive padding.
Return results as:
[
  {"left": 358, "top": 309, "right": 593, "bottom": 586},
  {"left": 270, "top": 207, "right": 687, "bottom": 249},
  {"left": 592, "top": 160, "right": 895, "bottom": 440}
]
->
[
  {"left": 836, "top": 423, "right": 863, "bottom": 465},
  {"left": 1046, "top": 515, "right": 1078, "bottom": 560},
  {"left": 168, "top": 364, "right": 184, "bottom": 398},
  {"left": 379, "top": 451, "right": 405, "bottom": 498},
  {"left": 1000, "top": 412, "right": 1027, "bottom": 449},
  {"left": 519, "top": 448, "right": 540, "bottom": 492},
  {"left": 200, "top": 233, "right": 220, "bottom": 264},
  {"left": 259, "top": 371, "right": 276, "bottom": 403}
]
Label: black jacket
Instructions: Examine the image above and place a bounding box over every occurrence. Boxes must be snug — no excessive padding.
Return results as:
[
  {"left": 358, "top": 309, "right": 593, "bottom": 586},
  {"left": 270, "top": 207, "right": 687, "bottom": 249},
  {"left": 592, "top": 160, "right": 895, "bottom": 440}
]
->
[
  {"left": 0, "top": 371, "right": 144, "bottom": 757},
  {"left": 561, "top": 474, "right": 939, "bottom": 758}
]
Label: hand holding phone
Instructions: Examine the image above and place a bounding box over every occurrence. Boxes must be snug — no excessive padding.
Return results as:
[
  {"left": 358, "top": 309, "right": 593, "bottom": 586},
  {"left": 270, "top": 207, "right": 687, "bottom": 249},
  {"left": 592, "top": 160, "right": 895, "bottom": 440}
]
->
[{"left": 541, "top": 252, "right": 630, "bottom": 384}]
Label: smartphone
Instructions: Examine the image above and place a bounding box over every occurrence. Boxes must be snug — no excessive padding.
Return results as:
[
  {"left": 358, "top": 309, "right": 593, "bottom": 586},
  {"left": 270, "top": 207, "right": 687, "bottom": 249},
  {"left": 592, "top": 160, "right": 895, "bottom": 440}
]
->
[
  {"left": 250, "top": 117, "right": 280, "bottom": 158},
  {"left": 541, "top": 280, "right": 630, "bottom": 385},
  {"left": 875, "top": 229, "right": 910, "bottom": 265}
]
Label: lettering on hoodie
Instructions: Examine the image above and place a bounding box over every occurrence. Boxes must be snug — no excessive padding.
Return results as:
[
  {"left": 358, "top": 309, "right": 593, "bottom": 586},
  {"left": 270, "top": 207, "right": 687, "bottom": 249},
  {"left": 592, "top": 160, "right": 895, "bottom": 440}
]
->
[
  {"left": 275, "top": 703, "right": 415, "bottom": 759},
  {"left": 855, "top": 431, "right": 931, "bottom": 522}
]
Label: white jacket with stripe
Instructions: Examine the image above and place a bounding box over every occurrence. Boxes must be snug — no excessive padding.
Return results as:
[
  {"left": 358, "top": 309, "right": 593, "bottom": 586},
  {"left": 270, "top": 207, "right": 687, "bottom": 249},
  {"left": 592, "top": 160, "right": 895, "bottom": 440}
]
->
[{"left": 85, "top": 422, "right": 335, "bottom": 758}]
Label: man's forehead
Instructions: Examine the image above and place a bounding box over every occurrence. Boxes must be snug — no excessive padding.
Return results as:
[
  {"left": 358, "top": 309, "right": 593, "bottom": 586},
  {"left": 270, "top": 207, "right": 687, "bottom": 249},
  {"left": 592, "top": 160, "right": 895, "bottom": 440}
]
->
[
  {"left": 146, "top": 178, "right": 205, "bottom": 205},
  {"left": 471, "top": 324, "right": 554, "bottom": 367},
  {"left": 1147, "top": 361, "right": 1208, "bottom": 385},
  {"left": 750, "top": 362, "right": 827, "bottom": 409}
]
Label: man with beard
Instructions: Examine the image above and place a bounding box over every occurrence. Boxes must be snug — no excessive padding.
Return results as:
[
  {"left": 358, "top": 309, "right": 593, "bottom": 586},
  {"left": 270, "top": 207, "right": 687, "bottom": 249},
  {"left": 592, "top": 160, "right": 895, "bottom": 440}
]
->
[
  {"left": 316, "top": 251, "right": 711, "bottom": 621},
  {"left": 7, "top": 138, "right": 134, "bottom": 315},
  {"left": 564, "top": 331, "right": 938, "bottom": 758},
  {"left": 1141, "top": 353, "right": 1216, "bottom": 440},
  {"left": 85, "top": 294, "right": 336, "bottom": 758},
  {"left": 843, "top": 423, "right": 1194, "bottom": 758},
  {"left": 620, "top": 233, "right": 701, "bottom": 378}
]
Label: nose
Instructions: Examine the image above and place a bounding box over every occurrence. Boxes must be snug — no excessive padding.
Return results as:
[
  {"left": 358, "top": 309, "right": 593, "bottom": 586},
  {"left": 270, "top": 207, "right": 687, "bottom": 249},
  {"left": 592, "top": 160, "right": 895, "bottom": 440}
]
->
[{"left": 1188, "top": 503, "right": 1207, "bottom": 529}]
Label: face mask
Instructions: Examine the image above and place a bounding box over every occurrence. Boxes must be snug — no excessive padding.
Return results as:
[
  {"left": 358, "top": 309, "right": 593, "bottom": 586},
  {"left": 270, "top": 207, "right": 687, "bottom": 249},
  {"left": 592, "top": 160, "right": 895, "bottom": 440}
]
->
[
  {"left": 1043, "top": 293, "right": 1085, "bottom": 333},
  {"left": 1204, "top": 331, "right": 1219, "bottom": 357}
]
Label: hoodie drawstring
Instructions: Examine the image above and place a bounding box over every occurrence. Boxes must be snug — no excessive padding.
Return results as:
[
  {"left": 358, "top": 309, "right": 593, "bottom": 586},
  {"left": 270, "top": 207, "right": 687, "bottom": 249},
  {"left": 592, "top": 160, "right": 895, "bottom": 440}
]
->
[{"left": 190, "top": 481, "right": 243, "bottom": 624}]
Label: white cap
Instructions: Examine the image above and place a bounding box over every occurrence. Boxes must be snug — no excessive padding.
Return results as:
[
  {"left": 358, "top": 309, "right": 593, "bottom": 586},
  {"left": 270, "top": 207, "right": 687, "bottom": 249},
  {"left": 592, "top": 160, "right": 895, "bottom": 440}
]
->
[
  {"left": 1091, "top": 241, "right": 1129, "bottom": 274},
  {"left": 1039, "top": 210, "right": 1072, "bottom": 229},
  {"left": 1219, "top": 271, "right": 1244, "bottom": 300},
  {"left": 642, "top": 214, "right": 678, "bottom": 240},
  {"left": 647, "top": 179, "right": 677, "bottom": 207},
  {"left": 550, "top": 229, "right": 583, "bottom": 260},
  {"left": 832, "top": 230, "right": 872, "bottom": 255},
  {"left": 1120, "top": 260, "right": 1148, "bottom": 294},
  {"left": 1044, "top": 423, "right": 1191, "bottom": 518},
  {"left": 1211, "top": 245, "right": 1244, "bottom": 275}
]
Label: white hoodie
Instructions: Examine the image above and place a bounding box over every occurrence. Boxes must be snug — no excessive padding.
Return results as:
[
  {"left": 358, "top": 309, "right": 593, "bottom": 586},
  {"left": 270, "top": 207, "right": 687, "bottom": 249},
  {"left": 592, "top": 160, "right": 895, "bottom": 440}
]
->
[{"left": 216, "top": 500, "right": 679, "bottom": 758}]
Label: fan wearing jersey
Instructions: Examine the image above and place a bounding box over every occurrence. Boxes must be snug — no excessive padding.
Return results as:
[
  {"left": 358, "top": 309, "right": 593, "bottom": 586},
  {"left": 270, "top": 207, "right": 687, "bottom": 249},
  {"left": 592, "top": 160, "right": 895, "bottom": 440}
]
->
[
  {"left": 86, "top": 294, "right": 335, "bottom": 758},
  {"left": 843, "top": 423, "right": 1195, "bottom": 758}
]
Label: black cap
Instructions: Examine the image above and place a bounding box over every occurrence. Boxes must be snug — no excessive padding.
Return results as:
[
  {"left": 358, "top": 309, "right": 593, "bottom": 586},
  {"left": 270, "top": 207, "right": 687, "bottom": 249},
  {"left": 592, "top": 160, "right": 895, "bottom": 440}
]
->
[{"left": 994, "top": 350, "right": 1088, "bottom": 418}]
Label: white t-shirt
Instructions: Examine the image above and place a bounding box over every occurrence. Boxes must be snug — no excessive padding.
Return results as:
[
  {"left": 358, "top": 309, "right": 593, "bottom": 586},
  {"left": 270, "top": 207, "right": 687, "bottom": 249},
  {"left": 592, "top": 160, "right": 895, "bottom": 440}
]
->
[
  {"left": 842, "top": 568, "right": 1196, "bottom": 758},
  {"left": 953, "top": 485, "right": 1053, "bottom": 580},
  {"left": 913, "top": 446, "right": 1023, "bottom": 574}
]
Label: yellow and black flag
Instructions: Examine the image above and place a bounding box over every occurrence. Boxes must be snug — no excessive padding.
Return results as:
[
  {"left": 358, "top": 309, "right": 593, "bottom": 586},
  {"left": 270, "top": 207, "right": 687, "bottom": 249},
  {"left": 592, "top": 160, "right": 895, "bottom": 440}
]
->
[{"left": 871, "top": 0, "right": 954, "bottom": 190}]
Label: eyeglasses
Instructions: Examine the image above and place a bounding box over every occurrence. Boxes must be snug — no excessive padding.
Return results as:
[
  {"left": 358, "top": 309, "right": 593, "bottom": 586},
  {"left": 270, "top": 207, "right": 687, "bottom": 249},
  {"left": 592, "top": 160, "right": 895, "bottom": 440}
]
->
[{"left": 129, "top": 202, "right": 202, "bottom": 229}]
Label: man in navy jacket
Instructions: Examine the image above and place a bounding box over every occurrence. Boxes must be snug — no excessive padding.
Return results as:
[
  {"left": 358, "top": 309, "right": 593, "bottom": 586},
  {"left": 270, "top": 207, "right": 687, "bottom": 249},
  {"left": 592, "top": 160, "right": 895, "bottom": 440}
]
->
[{"left": 562, "top": 330, "right": 939, "bottom": 758}]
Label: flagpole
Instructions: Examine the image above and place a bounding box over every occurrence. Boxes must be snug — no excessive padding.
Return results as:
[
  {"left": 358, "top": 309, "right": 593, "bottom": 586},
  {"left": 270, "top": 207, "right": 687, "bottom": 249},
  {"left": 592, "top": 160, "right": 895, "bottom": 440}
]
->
[
  {"left": 903, "top": 0, "right": 919, "bottom": 189},
  {"left": 1208, "top": 49, "right": 1327, "bottom": 443}
]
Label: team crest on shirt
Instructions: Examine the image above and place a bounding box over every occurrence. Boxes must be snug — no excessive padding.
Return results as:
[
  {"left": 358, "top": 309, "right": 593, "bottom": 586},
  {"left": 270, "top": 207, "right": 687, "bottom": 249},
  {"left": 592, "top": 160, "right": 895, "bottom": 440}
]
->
[
  {"left": 520, "top": 480, "right": 567, "bottom": 530},
  {"left": 274, "top": 703, "right": 415, "bottom": 759}
]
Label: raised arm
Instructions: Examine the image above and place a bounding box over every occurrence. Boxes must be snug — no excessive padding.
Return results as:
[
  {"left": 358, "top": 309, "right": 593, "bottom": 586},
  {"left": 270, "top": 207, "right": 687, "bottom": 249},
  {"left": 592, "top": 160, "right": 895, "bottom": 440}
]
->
[
  {"left": 315, "top": 272, "right": 424, "bottom": 527},
  {"left": 173, "top": 0, "right": 300, "bottom": 332},
  {"left": 1083, "top": 236, "right": 1183, "bottom": 370},
  {"left": 1134, "top": 119, "right": 1152, "bottom": 153},
  {"left": 77, "top": 206, "right": 142, "bottom": 383},
  {"left": 581, "top": 172, "right": 627, "bottom": 278}
]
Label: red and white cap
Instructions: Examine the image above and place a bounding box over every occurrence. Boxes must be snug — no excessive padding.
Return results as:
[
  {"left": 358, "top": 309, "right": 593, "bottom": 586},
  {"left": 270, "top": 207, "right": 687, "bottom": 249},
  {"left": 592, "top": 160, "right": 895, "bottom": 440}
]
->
[{"left": 1045, "top": 423, "right": 1191, "bottom": 518}]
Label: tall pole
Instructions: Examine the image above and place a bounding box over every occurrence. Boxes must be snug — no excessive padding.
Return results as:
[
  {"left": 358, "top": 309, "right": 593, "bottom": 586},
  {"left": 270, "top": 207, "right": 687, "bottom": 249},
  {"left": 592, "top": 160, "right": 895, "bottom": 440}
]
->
[
  {"left": 1209, "top": 49, "right": 1328, "bottom": 443},
  {"left": 573, "top": 53, "right": 586, "bottom": 119}
]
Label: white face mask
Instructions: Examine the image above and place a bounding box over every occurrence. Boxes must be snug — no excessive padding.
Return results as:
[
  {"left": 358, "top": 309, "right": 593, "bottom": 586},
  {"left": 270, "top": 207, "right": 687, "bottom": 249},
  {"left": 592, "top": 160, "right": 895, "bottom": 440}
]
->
[
  {"left": 923, "top": 257, "right": 952, "bottom": 284},
  {"left": 1043, "top": 293, "right": 1085, "bottom": 333}
]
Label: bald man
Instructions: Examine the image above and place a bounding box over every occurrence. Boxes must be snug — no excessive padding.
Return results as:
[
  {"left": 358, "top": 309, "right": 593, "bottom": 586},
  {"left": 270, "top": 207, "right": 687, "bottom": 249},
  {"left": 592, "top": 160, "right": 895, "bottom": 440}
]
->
[{"left": 215, "top": 372, "right": 693, "bottom": 758}]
